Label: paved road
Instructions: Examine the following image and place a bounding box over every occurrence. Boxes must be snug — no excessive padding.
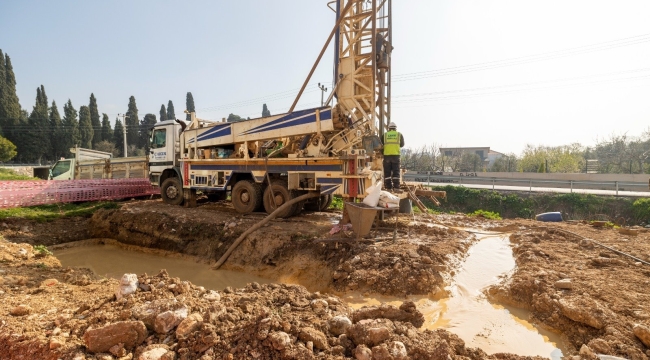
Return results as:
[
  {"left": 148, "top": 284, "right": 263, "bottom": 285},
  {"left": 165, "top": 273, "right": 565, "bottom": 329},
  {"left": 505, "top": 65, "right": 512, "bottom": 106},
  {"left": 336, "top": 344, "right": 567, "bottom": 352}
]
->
[{"left": 419, "top": 182, "right": 649, "bottom": 197}]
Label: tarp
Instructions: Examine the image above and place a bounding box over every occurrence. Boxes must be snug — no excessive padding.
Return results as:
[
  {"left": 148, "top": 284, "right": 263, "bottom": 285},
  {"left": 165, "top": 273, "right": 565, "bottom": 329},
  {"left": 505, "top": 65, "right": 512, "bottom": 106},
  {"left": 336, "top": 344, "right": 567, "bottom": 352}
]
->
[{"left": 0, "top": 179, "right": 160, "bottom": 209}]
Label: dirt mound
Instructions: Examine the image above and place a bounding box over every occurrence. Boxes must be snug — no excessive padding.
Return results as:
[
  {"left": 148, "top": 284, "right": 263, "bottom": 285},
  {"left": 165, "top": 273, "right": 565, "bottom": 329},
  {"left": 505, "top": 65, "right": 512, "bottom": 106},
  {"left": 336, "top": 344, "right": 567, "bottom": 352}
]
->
[
  {"left": 0, "top": 237, "right": 544, "bottom": 359},
  {"left": 488, "top": 224, "right": 650, "bottom": 359}
]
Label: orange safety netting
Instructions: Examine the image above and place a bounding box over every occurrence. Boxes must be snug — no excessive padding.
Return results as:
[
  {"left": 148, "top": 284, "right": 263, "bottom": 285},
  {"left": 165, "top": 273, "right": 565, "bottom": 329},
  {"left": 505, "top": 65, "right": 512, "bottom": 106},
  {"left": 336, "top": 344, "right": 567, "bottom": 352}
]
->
[{"left": 0, "top": 179, "right": 160, "bottom": 209}]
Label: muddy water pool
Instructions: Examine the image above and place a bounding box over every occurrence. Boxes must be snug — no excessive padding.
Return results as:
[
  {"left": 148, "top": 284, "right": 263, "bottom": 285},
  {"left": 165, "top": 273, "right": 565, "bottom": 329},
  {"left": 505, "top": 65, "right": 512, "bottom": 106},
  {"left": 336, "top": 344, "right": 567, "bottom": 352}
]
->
[
  {"left": 55, "top": 243, "right": 271, "bottom": 290},
  {"left": 342, "top": 234, "right": 567, "bottom": 359},
  {"left": 56, "top": 236, "right": 568, "bottom": 358}
]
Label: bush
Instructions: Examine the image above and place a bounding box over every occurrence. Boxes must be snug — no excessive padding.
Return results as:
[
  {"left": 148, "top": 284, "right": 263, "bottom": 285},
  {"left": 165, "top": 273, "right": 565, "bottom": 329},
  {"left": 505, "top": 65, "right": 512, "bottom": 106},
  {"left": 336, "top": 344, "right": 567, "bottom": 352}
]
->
[
  {"left": 470, "top": 210, "right": 502, "bottom": 220},
  {"left": 632, "top": 198, "right": 650, "bottom": 224}
]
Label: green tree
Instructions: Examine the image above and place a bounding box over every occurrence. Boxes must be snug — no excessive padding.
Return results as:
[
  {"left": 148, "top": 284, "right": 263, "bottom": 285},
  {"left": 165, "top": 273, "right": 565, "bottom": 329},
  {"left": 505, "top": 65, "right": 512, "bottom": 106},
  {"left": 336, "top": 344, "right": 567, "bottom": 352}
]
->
[
  {"left": 458, "top": 153, "right": 482, "bottom": 172},
  {"left": 101, "top": 113, "right": 112, "bottom": 142},
  {"left": 167, "top": 100, "right": 175, "bottom": 120},
  {"left": 125, "top": 96, "right": 139, "bottom": 148},
  {"left": 79, "top": 105, "right": 93, "bottom": 148},
  {"left": 139, "top": 113, "right": 157, "bottom": 149},
  {"left": 489, "top": 153, "right": 519, "bottom": 172},
  {"left": 24, "top": 86, "right": 51, "bottom": 163},
  {"left": 49, "top": 100, "right": 65, "bottom": 160},
  {"left": 89, "top": 93, "right": 101, "bottom": 148},
  {"left": 62, "top": 100, "right": 80, "bottom": 156},
  {"left": 0, "top": 136, "right": 17, "bottom": 162},
  {"left": 226, "top": 113, "right": 245, "bottom": 122},
  {"left": 113, "top": 118, "right": 124, "bottom": 157},
  {"left": 0, "top": 50, "right": 6, "bottom": 136},
  {"left": 262, "top": 103, "right": 271, "bottom": 117},
  {"left": 0, "top": 53, "right": 22, "bottom": 145},
  {"left": 94, "top": 140, "right": 118, "bottom": 157},
  {"left": 185, "top": 92, "right": 195, "bottom": 121},
  {"left": 159, "top": 104, "right": 167, "bottom": 121}
]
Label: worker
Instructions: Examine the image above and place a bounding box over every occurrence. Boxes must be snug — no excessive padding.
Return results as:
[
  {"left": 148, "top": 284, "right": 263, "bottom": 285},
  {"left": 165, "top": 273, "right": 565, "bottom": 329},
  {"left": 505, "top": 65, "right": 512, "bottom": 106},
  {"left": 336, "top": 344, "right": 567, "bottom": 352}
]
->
[{"left": 381, "top": 122, "right": 404, "bottom": 191}]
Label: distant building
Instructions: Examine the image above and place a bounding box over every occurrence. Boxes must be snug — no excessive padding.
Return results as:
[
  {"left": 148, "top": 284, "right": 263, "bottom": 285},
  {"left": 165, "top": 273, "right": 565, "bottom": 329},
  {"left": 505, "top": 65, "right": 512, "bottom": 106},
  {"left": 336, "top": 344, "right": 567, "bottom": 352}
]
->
[{"left": 439, "top": 146, "right": 505, "bottom": 168}]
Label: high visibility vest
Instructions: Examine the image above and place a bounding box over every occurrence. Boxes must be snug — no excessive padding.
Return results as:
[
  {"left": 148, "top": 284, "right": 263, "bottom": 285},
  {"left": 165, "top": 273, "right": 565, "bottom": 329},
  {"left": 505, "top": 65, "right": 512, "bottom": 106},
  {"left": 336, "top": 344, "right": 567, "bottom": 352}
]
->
[{"left": 383, "top": 131, "right": 401, "bottom": 155}]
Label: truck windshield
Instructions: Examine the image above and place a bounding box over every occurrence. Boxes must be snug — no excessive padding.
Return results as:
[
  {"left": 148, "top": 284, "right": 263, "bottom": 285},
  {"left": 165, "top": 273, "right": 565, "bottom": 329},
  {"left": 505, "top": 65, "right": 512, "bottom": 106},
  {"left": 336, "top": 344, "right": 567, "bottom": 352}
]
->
[
  {"left": 151, "top": 129, "right": 166, "bottom": 149},
  {"left": 51, "top": 160, "right": 71, "bottom": 177}
]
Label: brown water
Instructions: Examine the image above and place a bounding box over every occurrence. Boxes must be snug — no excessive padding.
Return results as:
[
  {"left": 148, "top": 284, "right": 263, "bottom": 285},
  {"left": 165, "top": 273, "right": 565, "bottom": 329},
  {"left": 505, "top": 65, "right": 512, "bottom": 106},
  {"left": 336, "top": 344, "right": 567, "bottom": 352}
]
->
[
  {"left": 55, "top": 243, "right": 271, "bottom": 291},
  {"left": 342, "top": 234, "right": 567, "bottom": 359}
]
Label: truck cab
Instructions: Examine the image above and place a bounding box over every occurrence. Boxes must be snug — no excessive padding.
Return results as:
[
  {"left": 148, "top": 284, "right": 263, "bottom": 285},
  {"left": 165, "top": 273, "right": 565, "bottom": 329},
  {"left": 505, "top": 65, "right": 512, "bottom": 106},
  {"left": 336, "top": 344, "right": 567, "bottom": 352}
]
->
[
  {"left": 148, "top": 121, "right": 182, "bottom": 197},
  {"left": 49, "top": 147, "right": 113, "bottom": 180}
]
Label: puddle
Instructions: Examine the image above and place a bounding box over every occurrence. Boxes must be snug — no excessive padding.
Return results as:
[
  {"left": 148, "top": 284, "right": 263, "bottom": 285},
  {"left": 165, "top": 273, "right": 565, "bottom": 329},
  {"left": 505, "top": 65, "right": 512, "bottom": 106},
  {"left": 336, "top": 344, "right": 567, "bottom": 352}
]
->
[
  {"left": 55, "top": 243, "right": 272, "bottom": 291},
  {"left": 343, "top": 234, "right": 567, "bottom": 359}
]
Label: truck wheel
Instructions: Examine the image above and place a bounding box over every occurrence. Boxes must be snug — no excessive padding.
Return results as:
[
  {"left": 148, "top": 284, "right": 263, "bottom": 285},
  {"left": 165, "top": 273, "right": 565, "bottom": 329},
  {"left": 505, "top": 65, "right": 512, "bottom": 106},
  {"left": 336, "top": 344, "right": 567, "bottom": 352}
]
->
[
  {"left": 161, "top": 177, "right": 184, "bottom": 206},
  {"left": 232, "top": 180, "right": 263, "bottom": 214},
  {"left": 319, "top": 194, "right": 333, "bottom": 211},
  {"left": 263, "top": 180, "right": 298, "bottom": 218},
  {"left": 291, "top": 191, "right": 306, "bottom": 216}
]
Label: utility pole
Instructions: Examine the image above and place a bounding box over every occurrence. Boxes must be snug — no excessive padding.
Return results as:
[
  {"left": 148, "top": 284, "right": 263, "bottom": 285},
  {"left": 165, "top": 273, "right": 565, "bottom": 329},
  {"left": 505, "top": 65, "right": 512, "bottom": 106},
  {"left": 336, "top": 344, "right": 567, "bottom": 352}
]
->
[
  {"left": 317, "top": 83, "right": 328, "bottom": 106},
  {"left": 118, "top": 113, "right": 129, "bottom": 158}
]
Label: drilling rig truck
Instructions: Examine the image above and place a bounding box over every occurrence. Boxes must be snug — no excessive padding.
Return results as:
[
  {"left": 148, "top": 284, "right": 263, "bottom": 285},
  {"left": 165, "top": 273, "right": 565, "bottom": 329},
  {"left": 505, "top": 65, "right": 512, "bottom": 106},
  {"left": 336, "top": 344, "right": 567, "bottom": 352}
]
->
[{"left": 148, "top": 0, "right": 393, "bottom": 218}]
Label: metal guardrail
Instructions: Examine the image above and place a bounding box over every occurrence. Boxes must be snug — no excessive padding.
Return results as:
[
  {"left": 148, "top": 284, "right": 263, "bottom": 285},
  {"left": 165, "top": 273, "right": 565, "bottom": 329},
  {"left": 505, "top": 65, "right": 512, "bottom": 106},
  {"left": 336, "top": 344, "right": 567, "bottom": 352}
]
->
[{"left": 403, "top": 173, "right": 649, "bottom": 196}]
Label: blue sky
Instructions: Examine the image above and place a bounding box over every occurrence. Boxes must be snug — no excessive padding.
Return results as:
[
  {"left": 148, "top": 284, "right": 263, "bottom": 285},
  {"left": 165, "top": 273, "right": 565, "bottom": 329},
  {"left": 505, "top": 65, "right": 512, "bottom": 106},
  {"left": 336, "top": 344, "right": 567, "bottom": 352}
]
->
[{"left": 1, "top": 0, "right": 649, "bottom": 153}]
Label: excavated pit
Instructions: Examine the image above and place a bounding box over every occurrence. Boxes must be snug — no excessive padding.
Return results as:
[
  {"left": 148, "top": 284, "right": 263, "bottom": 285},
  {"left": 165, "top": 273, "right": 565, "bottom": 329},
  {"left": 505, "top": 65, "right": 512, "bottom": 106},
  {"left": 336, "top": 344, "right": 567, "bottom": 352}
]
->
[{"left": 52, "top": 234, "right": 569, "bottom": 358}]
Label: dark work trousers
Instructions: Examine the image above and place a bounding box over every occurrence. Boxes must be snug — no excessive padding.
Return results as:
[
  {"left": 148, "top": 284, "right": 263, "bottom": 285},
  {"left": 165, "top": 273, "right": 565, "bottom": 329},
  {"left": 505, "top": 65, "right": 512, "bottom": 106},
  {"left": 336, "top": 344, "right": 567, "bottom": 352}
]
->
[{"left": 383, "top": 155, "right": 401, "bottom": 190}]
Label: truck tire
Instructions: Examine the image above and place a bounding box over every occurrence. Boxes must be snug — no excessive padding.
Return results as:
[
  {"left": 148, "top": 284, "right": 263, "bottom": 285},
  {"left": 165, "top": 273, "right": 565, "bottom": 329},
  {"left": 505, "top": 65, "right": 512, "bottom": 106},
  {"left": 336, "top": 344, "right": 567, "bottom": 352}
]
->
[
  {"left": 232, "top": 180, "right": 263, "bottom": 214},
  {"left": 291, "top": 191, "right": 307, "bottom": 216},
  {"left": 319, "top": 194, "right": 333, "bottom": 211},
  {"left": 161, "top": 177, "right": 184, "bottom": 206},
  {"left": 263, "top": 180, "right": 298, "bottom": 218}
]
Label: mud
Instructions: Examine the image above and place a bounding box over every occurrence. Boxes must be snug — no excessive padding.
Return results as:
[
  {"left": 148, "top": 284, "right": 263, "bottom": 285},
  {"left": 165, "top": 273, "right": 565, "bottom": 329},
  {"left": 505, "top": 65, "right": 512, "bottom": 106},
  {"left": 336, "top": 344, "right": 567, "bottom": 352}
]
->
[
  {"left": 88, "top": 200, "right": 473, "bottom": 297},
  {"left": 487, "top": 221, "right": 650, "bottom": 359},
  {"left": 0, "top": 237, "right": 542, "bottom": 360}
]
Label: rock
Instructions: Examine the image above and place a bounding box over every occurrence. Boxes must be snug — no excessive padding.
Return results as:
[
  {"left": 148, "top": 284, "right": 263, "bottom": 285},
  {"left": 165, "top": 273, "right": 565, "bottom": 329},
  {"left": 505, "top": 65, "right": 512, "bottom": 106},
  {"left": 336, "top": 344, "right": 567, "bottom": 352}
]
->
[
  {"left": 10, "top": 304, "right": 31, "bottom": 316},
  {"left": 268, "top": 331, "right": 291, "bottom": 350},
  {"left": 633, "top": 324, "right": 650, "bottom": 347},
  {"left": 83, "top": 321, "right": 147, "bottom": 353},
  {"left": 138, "top": 348, "right": 169, "bottom": 360},
  {"left": 388, "top": 341, "right": 408, "bottom": 359},
  {"left": 353, "top": 344, "right": 372, "bottom": 360},
  {"left": 299, "top": 327, "right": 329, "bottom": 350},
  {"left": 587, "top": 338, "right": 613, "bottom": 354},
  {"left": 116, "top": 274, "right": 139, "bottom": 300},
  {"left": 554, "top": 279, "right": 573, "bottom": 290},
  {"left": 328, "top": 315, "right": 352, "bottom": 336},
  {"left": 154, "top": 307, "right": 188, "bottom": 334},
  {"left": 109, "top": 343, "right": 127, "bottom": 357},
  {"left": 49, "top": 337, "right": 64, "bottom": 350},
  {"left": 351, "top": 301, "right": 424, "bottom": 328},
  {"left": 558, "top": 298, "right": 612, "bottom": 329},
  {"left": 366, "top": 327, "right": 390, "bottom": 346},
  {"left": 310, "top": 299, "right": 328, "bottom": 314},
  {"left": 176, "top": 313, "right": 203, "bottom": 338},
  {"left": 420, "top": 256, "right": 433, "bottom": 264},
  {"left": 579, "top": 344, "right": 596, "bottom": 359},
  {"left": 202, "top": 290, "right": 220, "bottom": 301},
  {"left": 371, "top": 344, "right": 391, "bottom": 360},
  {"left": 590, "top": 257, "right": 624, "bottom": 267},
  {"left": 41, "top": 278, "right": 59, "bottom": 287}
]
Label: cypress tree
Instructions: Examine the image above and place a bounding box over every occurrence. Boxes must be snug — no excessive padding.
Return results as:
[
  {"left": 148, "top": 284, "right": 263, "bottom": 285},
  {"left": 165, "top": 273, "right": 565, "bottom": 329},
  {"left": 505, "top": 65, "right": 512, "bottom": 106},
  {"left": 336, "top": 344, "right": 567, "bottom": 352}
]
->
[
  {"left": 89, "top": 93, "right": 101, "bottom": 148},
  {"left": 126, "top": 96, "right": 139, "bottom": 148},
  {"left": 159, "top": 104, "right": 167, "bottom": 121},
  {"left": 262, "top": 103, "right": 271, "bottom": 117},
  {"left": 24, "top": 86, "right": 51, "bottom": 163},
  {"left": 0, "top": 50, "right": 6, "bottom": 136},
  {"left": 167, "top": 100, "right": 175, "bottom": 120},
  {"left": 139, "top": 113, "right": 157, "bottom": 149},
  {"left": 79, "top": 105, "right": 93, "bottom": 148},
  {"left": 2, "top": 54, "right": 21, "bottom": 144},
  {"left": 101, "top": 113, "right": 112, "bottom": 142},
  {"left": 113, "top": 118, "right": 125, "bottom": 156},
  {"left": 185, "top": 92, "right": 195, "bottom": 120},
  {"left": 49, "top": 100, "right": 64, "bottom": 160},
  {"left": 62, "top": 100, "right": 80, "bottom": 157}
]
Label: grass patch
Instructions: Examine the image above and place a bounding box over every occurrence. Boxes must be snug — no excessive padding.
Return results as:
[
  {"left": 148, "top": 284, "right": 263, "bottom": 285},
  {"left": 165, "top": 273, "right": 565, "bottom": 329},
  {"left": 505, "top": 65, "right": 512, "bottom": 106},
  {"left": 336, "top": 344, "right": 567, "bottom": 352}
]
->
[
  {"left": 33, "top": 244, "right": 53, "bottom": 256},
  {"left": 0, "top": 168, "right": 37, "bottom": 180},
  {"left": 331, "top": 196, "right": 344, "bottom": 210},
  {"left": 0, "top": 201, "right": 120, "bottom": 222},
  {"left": 469, "top": 209, "right": 502, "bottom": 220}
]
